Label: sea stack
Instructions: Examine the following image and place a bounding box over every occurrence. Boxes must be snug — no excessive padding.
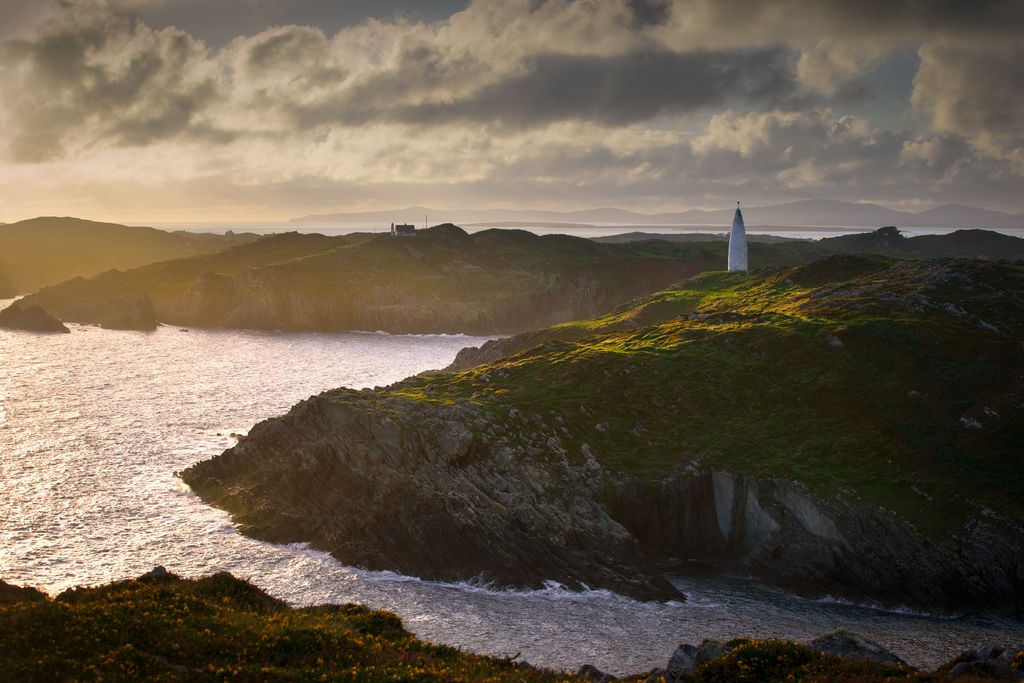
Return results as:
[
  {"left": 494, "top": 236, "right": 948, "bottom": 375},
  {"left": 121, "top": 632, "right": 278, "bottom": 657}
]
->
[{"left": 728, "top": 202, "right": 748, "bottom": 272}]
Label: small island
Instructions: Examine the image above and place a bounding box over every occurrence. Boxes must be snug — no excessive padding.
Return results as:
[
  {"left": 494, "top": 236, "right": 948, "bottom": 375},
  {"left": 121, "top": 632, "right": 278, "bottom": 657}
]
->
[{"left": 0, "top": 302, "right": 70, "bottom": 333}]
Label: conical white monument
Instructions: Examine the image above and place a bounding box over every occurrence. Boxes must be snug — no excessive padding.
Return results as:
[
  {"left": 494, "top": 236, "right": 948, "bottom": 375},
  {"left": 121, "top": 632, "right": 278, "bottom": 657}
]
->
[{"left": 728, "top": 201, "right": 748, "bottom": 272}]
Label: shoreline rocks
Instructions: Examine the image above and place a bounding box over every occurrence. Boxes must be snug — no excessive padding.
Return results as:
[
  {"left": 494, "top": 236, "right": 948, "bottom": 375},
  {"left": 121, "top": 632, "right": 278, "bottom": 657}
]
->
[
  {"left": 0, "top": 302, "right": 70, "bottom": 333},
  {"left": 582, "top": 632, "right": 1023, "bottom": 681},
  {"left": 181, "top": 393, "right": 682, "bottom": 602}
]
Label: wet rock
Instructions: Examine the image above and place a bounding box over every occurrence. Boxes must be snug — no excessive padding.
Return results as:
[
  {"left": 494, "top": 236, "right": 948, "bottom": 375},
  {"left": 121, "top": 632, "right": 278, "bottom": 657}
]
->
[
  {"left": 666, "top": 640, "right": 730, "bottom": 678},
  {"left": 943, "top": 644, "right": 1024, "bottom": 680},
  {"left": 141, "top": 566, "right": 172, "bottom": 579},
  {"left": 0, "top": 302, "right": 69, "bottom": 333},
  {"left": 576, "top": 664, "right": 616, "bottom": 682},
  {"left": 810, "top": 629, "right": 905, "bottom": 665}
]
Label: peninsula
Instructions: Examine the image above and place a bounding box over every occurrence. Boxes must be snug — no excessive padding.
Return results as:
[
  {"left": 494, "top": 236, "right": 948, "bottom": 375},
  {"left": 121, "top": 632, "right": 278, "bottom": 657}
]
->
[{"left": 182, "top": 254, "right": 1024, "bottom": 612}]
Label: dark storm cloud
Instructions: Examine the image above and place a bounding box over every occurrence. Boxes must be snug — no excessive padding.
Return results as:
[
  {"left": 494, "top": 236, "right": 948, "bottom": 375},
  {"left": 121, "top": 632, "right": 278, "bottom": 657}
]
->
[
  {"left": 626, "top": 0, "right": 671, "bottom": 28},
  {"left": 293, "top": 47, "right": 799, "bottom": 128},
  {"left": 697, "top": 0, "right": 1024, "bottom": 37},
  {"left": 913, "top": 42, "right": 1024, "bottom": 145}
]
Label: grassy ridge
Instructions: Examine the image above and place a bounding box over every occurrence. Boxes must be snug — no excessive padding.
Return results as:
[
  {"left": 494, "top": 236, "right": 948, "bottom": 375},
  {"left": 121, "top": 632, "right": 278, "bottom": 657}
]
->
[
  {"left": 21, "top": 225, "right": 823, "bottom": 333},
  {"left": 385, "top": 256, "right": 1024, "bottom": 534}
]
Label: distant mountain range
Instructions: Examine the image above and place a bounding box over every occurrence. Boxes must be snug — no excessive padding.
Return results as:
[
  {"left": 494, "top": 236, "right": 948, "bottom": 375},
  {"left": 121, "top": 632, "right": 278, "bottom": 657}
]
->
[{"left": 292, "top": 199, "right": 1024, "bottom": 229}]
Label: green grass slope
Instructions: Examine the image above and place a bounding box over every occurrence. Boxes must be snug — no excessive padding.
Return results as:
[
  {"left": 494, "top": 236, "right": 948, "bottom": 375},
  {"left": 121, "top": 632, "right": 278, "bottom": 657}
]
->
[
  {"left": 394, "top": 255, "right": 1024, "bottom": 535},
  {"left": 0, "top": 217, "right": 259, "bottom": 295}
]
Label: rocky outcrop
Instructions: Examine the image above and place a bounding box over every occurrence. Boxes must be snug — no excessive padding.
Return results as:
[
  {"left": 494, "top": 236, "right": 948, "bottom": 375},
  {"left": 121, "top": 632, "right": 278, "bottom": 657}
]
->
[
  {"left": 184, "top": 257, "right": 1024, "bottom": 611},
  {"left": 181, "top": 392, "right": 680, "bottom": 602},
  {"left": 181, "top": 387, "right": 1024, "bottom": 611},
  {"left": 663, "top": 640, "right": 731, "bottom": 679},
  {"left": 810, "top": 630, "right": 905, "bottom": 665},
  {"left": 16, "top": 284, "right": 158, "bottom": 331},
  {"left": 939, "top": 644, "right": 1024, "bottom": 680},
  {"left": 608, "top": 467, "right": 1024, "bottom": 612},
  {"left": 0, "top": 302, "right": 70, "bottom": 333}
]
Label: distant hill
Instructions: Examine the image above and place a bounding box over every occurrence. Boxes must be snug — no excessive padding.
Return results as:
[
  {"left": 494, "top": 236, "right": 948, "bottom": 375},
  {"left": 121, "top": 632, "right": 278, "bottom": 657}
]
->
[
  {"left": 18, "top": 224, "right": 820, "bottom": 333},
  {"left": 821, "top": 226, "right": 1024, "bottom": 258},
  {"left": 602, "top": 226, "right": 1024, "bottom": 259},
  {"left": 0, "top": 217, "right": 259, "bottom": 296},
  {"left": 595, "top": 232, "right": 810, "bottom": 244},
  {"left": 20, "top": 226, "right": 1024, "bottom": 334},
  {"left": 292, "top": 200, "right": 1024, "bottom": 229}
]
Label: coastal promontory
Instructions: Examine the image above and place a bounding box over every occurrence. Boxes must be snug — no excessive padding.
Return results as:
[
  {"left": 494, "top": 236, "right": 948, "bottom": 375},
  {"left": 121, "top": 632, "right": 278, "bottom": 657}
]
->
[{"left": 183, "top": 255, "right": 1024, "bottom": 612}]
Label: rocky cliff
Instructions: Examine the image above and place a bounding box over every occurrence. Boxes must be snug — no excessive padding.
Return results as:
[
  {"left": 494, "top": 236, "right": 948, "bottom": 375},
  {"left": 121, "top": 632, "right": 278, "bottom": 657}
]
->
[{"left": 183, "top": 256, "right": 1024, "bottom": 611}]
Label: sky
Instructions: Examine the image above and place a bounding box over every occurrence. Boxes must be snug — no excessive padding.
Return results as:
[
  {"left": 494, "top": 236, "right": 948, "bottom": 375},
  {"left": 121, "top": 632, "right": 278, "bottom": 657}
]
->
[{"left": 0, "top": 0, "right": 1022, "bottom": 223}]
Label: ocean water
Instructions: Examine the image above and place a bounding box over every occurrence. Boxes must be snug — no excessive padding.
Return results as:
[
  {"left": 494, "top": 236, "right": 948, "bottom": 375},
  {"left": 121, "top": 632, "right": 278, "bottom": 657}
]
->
[{"left": 1, "top": 315, "right": 1022, "bottom": 675}]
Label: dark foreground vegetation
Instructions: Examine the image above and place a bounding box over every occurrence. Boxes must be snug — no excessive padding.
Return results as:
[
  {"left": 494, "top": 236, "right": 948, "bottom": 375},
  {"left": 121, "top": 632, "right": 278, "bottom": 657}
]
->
[
  {"left": 1, "top": 571, "right": 1020, "bottom": 682},
  {"left": 0, "top": 571, "right": 560, "bottom": 682}
]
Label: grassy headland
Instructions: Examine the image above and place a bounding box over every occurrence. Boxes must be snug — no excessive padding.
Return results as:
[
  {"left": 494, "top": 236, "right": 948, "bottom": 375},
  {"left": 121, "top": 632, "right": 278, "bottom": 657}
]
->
[
  {"left": 183, "top": 254, "right": 1024, "bottom": 611},
  {"left": 408, "top": 255, "right": 1024, "bottom": 533}
]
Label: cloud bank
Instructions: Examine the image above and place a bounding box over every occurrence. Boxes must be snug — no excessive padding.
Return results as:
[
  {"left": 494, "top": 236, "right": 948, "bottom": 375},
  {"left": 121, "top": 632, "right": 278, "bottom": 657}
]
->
[{"left": 0, "top": 0, "right": 1021, "bottom": 220}]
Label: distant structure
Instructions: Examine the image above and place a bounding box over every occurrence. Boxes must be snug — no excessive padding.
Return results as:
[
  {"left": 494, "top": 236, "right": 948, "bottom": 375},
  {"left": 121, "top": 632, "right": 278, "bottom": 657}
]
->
[
  {"left": 728, "top": 202, "right": 748, "bottom": 272},
  {"left": 390, "top": 222, "right": 416, "bottom": 237}
]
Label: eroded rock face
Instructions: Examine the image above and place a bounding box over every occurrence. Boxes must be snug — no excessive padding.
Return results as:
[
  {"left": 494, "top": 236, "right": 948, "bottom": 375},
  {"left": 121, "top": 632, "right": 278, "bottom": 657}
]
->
[
  {"left": 940, "top": 644, "right": 1024, "bottom": 680},
  {"left": 610, "top": 464, "right": 1024, "bottom": 612},
  {"left": 181, "top": 389, "right": 1024, "bottom": 611},
  {"left": 181, "top": 391, "right": 680, "bottom": 602},
  {"left": 0, "top": 302, "right": 70, "bottom": 333}
]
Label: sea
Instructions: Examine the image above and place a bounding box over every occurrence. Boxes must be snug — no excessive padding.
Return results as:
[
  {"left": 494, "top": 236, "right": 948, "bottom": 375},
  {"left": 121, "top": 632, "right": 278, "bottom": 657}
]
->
[{"left": 2, "top": 312, "right": 1022, "bottom": 675}]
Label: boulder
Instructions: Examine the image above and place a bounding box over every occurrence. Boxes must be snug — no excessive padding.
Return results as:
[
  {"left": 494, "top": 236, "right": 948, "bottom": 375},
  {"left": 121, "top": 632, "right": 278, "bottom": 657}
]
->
[
  {"left": 575, "top": 664, "right": 616, "bottom": 682},
  {"left": 0, "top": 302, "right": 70, "bottom": 333},
  {"left": 140, "top": 565, "right": 173, "bottom": 579},
  {"left": 666, "top": 640, "right": 730, "bottom": 678},
  {"left": 942, "top": 644, "right": 1024, "bottom": 680},
  {"left": 810, "top": 629, "right": 905, "bottom": 665}
]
